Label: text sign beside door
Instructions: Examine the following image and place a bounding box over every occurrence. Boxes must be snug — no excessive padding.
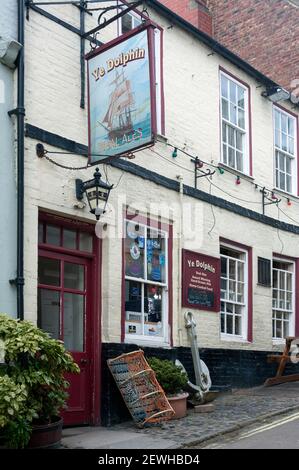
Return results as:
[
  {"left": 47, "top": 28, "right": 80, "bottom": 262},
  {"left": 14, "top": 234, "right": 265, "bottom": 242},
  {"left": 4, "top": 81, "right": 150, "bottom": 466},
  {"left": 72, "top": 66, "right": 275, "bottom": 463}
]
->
[{"left": 182, "top": 250, "right": 220, "bottom": 312}]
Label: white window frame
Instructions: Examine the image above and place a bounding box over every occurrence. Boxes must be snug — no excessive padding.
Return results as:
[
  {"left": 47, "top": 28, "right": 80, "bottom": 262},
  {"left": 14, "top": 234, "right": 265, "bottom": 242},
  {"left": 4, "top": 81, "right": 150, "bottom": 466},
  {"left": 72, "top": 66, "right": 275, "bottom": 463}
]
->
[
  {"left": 220, "top": 71, "right": 250, "bottom": 175},
  {"left": 124, "top": 219, "right": 169, "bottom": 346},
  {"left": 273, "top": 107, "right": 298, "bottom": 196},
  {"left": 220, "top": 243, "right": 248, "bottom": 342},
  {"left": 272, "top": 258, "right": 295, "bottom": 343}
]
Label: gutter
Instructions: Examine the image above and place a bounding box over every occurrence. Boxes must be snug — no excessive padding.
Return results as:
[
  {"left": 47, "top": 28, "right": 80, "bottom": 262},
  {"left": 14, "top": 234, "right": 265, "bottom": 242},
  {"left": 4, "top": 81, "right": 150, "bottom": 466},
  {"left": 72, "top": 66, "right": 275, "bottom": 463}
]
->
[{"left": 16, "top": 0, "right": 25, "bottom": 320}]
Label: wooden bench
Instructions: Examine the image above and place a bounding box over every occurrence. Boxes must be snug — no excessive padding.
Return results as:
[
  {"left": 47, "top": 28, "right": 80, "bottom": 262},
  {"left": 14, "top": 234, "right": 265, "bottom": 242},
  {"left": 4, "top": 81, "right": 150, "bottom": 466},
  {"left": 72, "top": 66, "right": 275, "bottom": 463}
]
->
[{"left": 264, "top": 337, "right": 299, "bottom": 387}]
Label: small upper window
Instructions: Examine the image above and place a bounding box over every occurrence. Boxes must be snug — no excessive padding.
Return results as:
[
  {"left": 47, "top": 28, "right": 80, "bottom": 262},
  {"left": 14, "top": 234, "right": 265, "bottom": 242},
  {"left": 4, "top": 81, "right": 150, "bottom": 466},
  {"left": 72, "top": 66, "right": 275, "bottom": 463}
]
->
[
  {"left": 274, "top": 108, "right": 297, "bottom": 194},
  {"left": 120, "top": 11, "right": 142, "bottom": 35},
  {"left": 220, "top": 72, "right": 249, "bottom": 174}
]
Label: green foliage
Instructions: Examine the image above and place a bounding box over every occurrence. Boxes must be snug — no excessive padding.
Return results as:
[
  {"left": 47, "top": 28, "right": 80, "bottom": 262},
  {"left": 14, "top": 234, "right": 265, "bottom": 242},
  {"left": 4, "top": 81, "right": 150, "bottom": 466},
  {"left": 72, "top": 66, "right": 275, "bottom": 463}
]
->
[
  {"left": 147, "top": 357, "right": 188, "bottom": 396},
  {"left": 0, "top": 314, "right": 80, "bottom": 448}
]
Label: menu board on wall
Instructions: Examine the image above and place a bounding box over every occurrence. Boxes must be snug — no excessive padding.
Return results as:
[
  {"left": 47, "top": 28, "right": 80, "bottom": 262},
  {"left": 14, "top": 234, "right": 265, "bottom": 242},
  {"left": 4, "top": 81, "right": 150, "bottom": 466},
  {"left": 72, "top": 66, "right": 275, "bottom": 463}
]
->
[{"left": 182, "top": 249, "right": 220, "bottom": 312}]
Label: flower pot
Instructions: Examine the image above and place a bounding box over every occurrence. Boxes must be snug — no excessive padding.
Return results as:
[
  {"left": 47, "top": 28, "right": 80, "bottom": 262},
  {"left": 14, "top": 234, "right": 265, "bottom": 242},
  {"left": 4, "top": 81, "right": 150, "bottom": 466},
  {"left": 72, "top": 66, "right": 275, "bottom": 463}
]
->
[
  {"left": 167, "top": 393, "right": 189, "bottom": 419},
  {"left": 27, "top": 417, "right": 63, "bottom": 449}
]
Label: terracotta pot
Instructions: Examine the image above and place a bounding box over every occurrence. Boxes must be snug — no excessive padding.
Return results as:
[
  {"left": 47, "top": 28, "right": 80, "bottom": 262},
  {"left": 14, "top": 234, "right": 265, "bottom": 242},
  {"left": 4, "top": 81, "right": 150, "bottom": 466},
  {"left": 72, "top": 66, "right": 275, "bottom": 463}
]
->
[
  {"left": 27, "top": 417, "right": 63, "bottom": 449},
  {"left": 167, "top": 393, "right": 189, "bottom": 419}
]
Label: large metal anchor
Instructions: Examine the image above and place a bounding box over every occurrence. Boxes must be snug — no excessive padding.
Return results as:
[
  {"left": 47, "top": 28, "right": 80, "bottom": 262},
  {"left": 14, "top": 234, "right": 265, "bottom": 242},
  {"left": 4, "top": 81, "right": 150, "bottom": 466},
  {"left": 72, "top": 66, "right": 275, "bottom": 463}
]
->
[{"left": 176, "top": 312, "right": 212, "bottom": 404}]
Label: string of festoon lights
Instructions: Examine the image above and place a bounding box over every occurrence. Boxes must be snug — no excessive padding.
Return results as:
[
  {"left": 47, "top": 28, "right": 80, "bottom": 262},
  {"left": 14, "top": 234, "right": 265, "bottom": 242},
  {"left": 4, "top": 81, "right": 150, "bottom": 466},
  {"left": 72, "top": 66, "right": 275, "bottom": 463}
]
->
[{"left": 153, "top": 140, "right": 299, "bottom": 218}]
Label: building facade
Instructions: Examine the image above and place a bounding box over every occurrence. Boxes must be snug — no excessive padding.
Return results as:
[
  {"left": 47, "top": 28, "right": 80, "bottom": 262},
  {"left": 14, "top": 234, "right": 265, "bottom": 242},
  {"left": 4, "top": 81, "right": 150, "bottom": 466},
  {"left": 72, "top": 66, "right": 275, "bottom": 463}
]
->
[{"left": 15, "top": 0, "right": 299, "bottom": 426}]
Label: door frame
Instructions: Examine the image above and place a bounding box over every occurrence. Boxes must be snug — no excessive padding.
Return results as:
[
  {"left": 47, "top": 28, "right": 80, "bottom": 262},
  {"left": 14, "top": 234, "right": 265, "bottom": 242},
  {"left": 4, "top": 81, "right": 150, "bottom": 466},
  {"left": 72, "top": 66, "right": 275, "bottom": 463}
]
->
[{"left": 38, "top": 212, "right": 102, "bottom": 425}]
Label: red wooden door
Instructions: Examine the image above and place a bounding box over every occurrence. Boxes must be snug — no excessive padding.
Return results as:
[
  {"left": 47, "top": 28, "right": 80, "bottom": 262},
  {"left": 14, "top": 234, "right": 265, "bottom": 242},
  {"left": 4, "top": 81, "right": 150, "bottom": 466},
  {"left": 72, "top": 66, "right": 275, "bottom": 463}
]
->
[{"left": 38, "top": 250, "right": 93, "bottom": 426}]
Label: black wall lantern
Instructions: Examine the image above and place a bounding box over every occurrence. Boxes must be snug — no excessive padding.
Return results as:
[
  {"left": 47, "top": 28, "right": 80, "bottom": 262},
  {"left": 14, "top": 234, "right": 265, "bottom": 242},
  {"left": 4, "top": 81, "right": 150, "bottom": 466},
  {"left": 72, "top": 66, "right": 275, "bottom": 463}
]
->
[{"left": 76, "top": 168, "right": 113, "bottom": 220}]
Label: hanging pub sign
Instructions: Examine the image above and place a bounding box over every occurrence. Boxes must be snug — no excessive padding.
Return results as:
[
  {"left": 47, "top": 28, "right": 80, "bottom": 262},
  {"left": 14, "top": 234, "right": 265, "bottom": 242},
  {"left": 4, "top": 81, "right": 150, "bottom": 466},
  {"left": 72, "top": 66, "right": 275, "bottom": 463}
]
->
[
  {"left": 86, "top": 24, "right": 157, "bottom": 164},
  {"left": 182, "top": 249, "right": 221, "bottom": 312}
]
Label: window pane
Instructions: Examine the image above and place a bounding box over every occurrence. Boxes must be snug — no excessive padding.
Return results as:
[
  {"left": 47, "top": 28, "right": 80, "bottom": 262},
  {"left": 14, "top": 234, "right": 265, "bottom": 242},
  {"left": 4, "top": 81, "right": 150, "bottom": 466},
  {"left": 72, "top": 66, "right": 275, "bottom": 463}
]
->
[
  {"left": 221, "top": 76, "right": 229, "bottom": 99},
  {"left": 237, "top": 261, "right": 244, "bottom": 282},
  {"left": 223, "top": 144, "right": 228, "bottom": 164},
  {"left": 63, "top": 293, "right": 84, "bottom": 352},
  {"left": 221, "top": 279, "right": 227, "bottom": 298},
  {"left": 230, "top": 103, "right": 237, "bottom": 125},
  {"left": 238, "top": 87, "right": 245, "bottom": 109},
  {"left": 275, "top": 128, "right": 280, "bottom": 148},
  {"left": 238, "top": 108, "right": 245, "bottom": 129},
  {"left": 79, "top": 233, "right": 93, "bottom": 252},
  {"left": 235, "top": 315, "right": 242, "bottom": 336},
  {"left": 147, "top": 229, "right": 166, "bottom": 283},
  {"left": 281, "top": 114, "right": 287, "bottom": 134},
  {"left": 228, "top": 147, "right": 235, "bottom": 167},
  {"left": 229, "top": 81, "right": 237, "bottom": 104},
  {"left": 236, "top": 131, "right": 243, "bottom": 151},
  {"left": 46, "top": 225, "right": 61, "bottom": 246},
  {"left": 222, "top": 121, "right": 227, "bottom": 143},
  {"left": 125, "top": 222, "right": 145, "bottom": 279},
  {"left": 64, "top": 262, "right": 84, "bottom": 291},
  {"left": 39, "top": 257, "right": 60, "bottom": 286},
  {"left": 221, "top": 257, "right": 227, "bottom": 277},
  {"left": 229, "top": 259, "right": 236, "bottom": 280},
  {"left": 228, "top": 126, "right": 235, "bottom": 146},
  {"left": 222, "top": 99, "right": 229, "bottom": 120},
  {"left": 289, "top": 137, "right": 294, "bottom": 155},
  {"left": 288, "top": 117, "right": 294, "bottom": 136},
  {"left": 125, "top": 280, "right": 142, "bottom": 335},
  {"left": 38, "top": 289, "right": 60, "bottom": 340},
  {"left": 38, "top": 222, "right": 44, "bottom": 244},
  {"left": 144, "top": 285, "right": 163, "bottom": 337},
  {"left": 236, "top": 151, "right": 243, "bottom": 171},
  {"left": 282, "top": 132, "right": 287, "bottom": 152},
  {"left": 121, "top": 13, "right": 133, "bottom": 33},
  {"left": 63, "top": 229, "right": 77, "bottom": 250},
  {"left": 226, "top": 314, "right": 233, "bottom": 334},
  {"left": 275, "top": 110, "right": 280, "bottom": 131},
  {"left": 286, "top": 174, "right": 292, "bottom": 193}
]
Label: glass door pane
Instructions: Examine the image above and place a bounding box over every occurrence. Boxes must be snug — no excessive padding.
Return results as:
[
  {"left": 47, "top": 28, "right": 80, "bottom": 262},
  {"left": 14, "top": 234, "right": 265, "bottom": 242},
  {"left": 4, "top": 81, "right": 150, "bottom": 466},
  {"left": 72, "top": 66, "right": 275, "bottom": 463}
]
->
[
  {"left": 64, "top": 262, "right": 85, "bottom": 291},
  {"left": 38, "top": 289, "right": 60, "bottom": 340},
  {"left": 39, "top": 257, "right": 60, "bottom": 286},
  {"left": 63, "top": 293, "right": 85, "bottom": 352}
]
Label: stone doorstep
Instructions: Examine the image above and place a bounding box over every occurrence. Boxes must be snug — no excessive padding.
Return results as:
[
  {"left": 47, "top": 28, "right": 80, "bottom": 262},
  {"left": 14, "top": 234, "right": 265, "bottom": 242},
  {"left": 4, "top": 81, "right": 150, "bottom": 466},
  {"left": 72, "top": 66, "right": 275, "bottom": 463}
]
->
[{"left": 193, "top": 404, "right": 216, "bottom": 413}]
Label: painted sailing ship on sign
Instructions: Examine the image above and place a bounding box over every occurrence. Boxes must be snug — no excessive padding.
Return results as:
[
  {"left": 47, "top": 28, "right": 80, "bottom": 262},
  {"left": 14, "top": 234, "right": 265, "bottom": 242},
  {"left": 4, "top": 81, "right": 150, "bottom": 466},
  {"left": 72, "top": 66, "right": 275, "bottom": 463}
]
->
[
  {"left": 87, "top": 28, "right": 154, "bottom": 163},
  {"left": 103, "top": 69, "right": 135, "bottom": 142}
]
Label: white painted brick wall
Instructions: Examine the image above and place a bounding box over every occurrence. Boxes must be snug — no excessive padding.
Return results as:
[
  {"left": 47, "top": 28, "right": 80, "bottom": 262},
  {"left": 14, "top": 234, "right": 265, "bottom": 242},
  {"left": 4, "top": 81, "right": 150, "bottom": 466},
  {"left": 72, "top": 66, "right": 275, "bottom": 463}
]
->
[{"left": 23, "top": 4, "right": 299, "bottom": 353}]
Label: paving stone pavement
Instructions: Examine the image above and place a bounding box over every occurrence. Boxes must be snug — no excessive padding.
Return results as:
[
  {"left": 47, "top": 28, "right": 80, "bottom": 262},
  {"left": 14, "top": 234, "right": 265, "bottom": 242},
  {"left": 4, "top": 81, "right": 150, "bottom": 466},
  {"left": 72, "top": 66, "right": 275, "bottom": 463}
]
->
[{"left": 113, "top": 383, "right": 299, "bottom": 447}]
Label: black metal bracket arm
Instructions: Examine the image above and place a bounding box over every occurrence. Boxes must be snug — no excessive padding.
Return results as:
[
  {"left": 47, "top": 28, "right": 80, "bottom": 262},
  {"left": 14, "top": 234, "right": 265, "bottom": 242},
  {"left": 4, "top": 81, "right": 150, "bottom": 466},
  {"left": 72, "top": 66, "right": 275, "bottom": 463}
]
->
[
  {"left": 8, "top": 107, "right": 26, "bottom": 117},
  {"left": 9, "top": 277, "right": 25, "bottom": 286},
  {"left": 83, "top": 0, "right": 144, "bottom": 39},
  {"left": 36, "top": 143, "right": 47, "bottom": 158},
  {"left": 260, "top": 187, "right": 281, "bottom": 215},
  {"left": 191, "top": 157, "right": 216, "bottom": 189}
]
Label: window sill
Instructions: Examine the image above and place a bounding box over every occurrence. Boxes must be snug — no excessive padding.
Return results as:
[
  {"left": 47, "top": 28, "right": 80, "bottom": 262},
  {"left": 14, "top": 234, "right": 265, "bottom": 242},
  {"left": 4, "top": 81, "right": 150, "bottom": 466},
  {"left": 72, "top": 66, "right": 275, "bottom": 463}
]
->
[
  {"left": 272, "top": 339, "right": 287, "bottom": 346},
  {"left": 273, "top": 187, "right": 299, "bottom": 201},
  {"left": 218, "top": 162, "right": 254, "bottom": 182},
  {"left": 124, "top": 336, "right": 171, "bottom": 349},
  {"left": 221, "top": 334, "right": 250, "bottom": 344}
]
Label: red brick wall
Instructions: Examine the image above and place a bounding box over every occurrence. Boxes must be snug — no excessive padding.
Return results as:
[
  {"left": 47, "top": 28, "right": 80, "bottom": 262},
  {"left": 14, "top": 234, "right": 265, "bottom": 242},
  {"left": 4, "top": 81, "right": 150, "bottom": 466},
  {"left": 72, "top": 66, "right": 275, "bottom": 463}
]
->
[
  {"left": 160, "top": 0, "right": 213, "bottom": 35},
  {"left": 208, "top": 0, "right": 299, "bottom": 91}
]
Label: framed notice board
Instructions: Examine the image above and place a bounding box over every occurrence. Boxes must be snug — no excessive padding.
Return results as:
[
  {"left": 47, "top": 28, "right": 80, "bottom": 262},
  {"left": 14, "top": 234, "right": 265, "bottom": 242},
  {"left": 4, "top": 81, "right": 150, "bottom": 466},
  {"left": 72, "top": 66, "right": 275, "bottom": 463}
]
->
[{"left": 182, "top": 249, "right": 220, "bottom": 312}]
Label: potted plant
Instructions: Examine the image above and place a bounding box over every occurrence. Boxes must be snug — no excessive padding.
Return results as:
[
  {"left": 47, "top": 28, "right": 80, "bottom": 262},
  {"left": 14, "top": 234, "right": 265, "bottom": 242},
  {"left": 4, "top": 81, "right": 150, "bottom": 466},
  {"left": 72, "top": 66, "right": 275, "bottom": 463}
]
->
[
  {"left": 148, "top": 357, "right": 189, "bottom": 419},
  {"left": 0, "top": 314, "right": 79, "bottom": 448}
]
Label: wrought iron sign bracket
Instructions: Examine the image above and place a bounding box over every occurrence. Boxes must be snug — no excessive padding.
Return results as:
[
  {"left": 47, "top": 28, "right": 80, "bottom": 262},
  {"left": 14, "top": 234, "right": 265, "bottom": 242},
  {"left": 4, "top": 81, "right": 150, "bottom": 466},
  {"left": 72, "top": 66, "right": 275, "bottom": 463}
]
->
[
  {"left": 260, "top": 187, "right": 281, "bottom": 215},
  {"left": 24, "top": 0, "right": 147, "bottom": 108},
  {"left": 191, "top": 157, "right": 216, "bottom": 189}
]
